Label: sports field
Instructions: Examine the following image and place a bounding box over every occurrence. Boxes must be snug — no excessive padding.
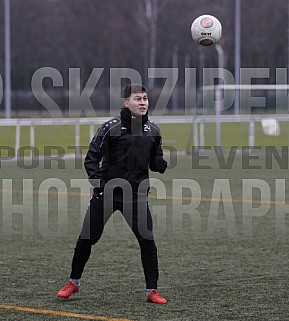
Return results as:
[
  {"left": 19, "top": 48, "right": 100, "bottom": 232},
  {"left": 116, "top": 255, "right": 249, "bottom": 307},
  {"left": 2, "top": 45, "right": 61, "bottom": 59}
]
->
[{"left": 1, "top": 137, "right": 289, "bottom": 320}]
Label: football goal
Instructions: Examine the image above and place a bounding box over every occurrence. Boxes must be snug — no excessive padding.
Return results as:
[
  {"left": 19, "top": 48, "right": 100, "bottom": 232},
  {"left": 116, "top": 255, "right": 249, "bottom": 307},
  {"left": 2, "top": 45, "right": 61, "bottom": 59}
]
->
[{"left": 186, "top": 84, "right": 289, "bottom": 153}]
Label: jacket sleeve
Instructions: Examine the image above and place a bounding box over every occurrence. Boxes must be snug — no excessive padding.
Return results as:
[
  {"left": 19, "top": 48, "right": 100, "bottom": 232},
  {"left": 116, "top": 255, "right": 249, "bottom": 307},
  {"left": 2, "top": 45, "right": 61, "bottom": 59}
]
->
[
  {"left": 84, "top": 125, "right": 108, "bottom": 187},
  {"left": 149, "top": 127, "right": 167, "bottom": 174}
]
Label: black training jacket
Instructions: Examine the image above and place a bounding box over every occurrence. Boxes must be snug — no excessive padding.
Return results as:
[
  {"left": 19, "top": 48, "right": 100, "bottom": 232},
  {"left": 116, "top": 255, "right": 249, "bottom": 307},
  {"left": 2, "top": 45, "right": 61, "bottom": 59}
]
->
[{"left": 84, "top": 109, "right": 167, "bottom": 192}]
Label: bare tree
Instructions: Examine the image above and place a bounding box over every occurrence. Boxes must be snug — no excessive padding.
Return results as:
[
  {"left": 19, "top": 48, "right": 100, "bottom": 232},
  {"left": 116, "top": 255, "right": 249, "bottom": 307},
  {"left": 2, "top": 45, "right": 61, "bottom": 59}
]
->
[{"left": 133, "top": 0, "right": 170, "bottom": 89}]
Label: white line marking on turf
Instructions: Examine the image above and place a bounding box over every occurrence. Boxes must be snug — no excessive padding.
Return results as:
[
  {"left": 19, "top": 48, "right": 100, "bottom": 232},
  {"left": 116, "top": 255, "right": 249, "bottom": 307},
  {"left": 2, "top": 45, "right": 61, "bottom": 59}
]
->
[
  {"left": 0, "top": 188, "right": 287, "bottom": 206},
  {"left": 0, "top": 304, "right": 133, "bottom": 321}
]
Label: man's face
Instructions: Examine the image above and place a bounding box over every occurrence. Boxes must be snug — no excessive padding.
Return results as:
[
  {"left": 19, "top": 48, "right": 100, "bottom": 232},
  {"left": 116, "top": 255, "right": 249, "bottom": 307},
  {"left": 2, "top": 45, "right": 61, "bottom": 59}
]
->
[{"left": 124, "top": 92, "right": 149, "bottom": 116}]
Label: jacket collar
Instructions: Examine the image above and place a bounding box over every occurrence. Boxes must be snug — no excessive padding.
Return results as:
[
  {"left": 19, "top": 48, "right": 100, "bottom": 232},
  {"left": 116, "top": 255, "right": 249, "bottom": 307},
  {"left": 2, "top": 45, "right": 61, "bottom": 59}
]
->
[{"left": 120, "top": 108, "right": 148, "bottom": 133}]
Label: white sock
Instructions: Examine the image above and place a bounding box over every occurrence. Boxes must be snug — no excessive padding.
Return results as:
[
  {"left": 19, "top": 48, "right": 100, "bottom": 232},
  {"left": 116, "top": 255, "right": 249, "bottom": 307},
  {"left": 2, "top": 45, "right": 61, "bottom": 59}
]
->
[
  {"left": 70, "top": 278, "right": 80, "bottom": 287},
  {"left": 146, "top": 289, "right": 154, "bottom": 296}
]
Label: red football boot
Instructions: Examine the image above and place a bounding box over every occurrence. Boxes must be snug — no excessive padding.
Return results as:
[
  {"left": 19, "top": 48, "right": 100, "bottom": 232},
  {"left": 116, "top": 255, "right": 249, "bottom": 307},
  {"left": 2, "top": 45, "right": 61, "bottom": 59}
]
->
[
  {"left": 146, "top": 290, "right": 167, "bottom": 304},
  {"left": 57, "top": 281, "right": 80, "bottom": 299}
]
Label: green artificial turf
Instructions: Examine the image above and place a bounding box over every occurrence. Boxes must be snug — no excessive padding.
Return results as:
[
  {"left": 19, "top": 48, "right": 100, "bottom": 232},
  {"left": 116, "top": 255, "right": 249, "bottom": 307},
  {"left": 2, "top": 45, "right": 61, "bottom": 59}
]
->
[{"left": 1, "top": 154, "right": 289, "bottom": 320}]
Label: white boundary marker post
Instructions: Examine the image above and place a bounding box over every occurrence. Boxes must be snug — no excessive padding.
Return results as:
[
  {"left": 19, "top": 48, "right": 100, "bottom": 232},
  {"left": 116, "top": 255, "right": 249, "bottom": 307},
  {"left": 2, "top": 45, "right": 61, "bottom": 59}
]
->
[
  {"left": 15, "top": 120, "right": 20, "bottom": 152},
  {"left": 248, "top": 118, "right": 255, "bottom": 147},
  {"left": 199, "top": 121, "right": 205, "bottom": 147},
  {"left": 75, "top": 121, "right": 80, "bottom": 159},
  {"left": 30, "top": 123, "right": 35, "bottom": 158},
  {"left": 193, "top": 117, "right": 199, "bottom": 148},
  {"left": 89, "top": 123, "right": 95, "bottom": 141}
]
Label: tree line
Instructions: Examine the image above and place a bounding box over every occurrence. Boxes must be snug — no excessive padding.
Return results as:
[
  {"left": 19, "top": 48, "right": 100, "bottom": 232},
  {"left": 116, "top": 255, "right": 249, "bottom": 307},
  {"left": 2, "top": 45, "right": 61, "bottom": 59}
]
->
[{"left": 0, "top": 0, "right": 287, "bottom": 114}]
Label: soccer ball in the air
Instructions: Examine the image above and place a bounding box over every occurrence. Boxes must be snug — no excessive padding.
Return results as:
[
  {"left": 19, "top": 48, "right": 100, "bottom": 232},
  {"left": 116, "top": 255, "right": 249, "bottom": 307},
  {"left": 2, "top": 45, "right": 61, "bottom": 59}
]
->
[{"left": 191, "top": 15, "right": 222, "bottom": 46}]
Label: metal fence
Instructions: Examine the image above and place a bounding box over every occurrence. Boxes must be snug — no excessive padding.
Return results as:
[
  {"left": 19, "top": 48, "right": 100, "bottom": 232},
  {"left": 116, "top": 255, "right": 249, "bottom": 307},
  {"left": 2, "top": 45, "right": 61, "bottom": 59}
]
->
[
  {"left": 186, "top": 114, "right": 289, "bottom": 154},
  {"left": 1, "top": 115, "right": 288, "bottom": 157}
]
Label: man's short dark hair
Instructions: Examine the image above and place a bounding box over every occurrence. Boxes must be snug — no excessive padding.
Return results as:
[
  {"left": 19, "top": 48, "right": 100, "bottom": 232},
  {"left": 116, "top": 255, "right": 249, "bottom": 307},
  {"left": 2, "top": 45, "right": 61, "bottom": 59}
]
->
[{"left": 123, "top": 83, "right": 147, "bottom": 99}]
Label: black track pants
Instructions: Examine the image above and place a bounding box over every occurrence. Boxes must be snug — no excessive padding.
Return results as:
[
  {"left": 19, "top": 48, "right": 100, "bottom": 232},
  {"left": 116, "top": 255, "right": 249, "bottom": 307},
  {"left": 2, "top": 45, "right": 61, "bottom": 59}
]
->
[{"left": 70, "top": 193, "right": 159, "bottom": 289}]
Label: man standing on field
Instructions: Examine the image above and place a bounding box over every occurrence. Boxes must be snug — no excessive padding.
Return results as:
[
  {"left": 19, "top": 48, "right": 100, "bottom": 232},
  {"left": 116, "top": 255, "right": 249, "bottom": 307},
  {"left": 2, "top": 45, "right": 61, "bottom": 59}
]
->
[{"left": 57, "top": 83, "right": 167, "bottom": 304}]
